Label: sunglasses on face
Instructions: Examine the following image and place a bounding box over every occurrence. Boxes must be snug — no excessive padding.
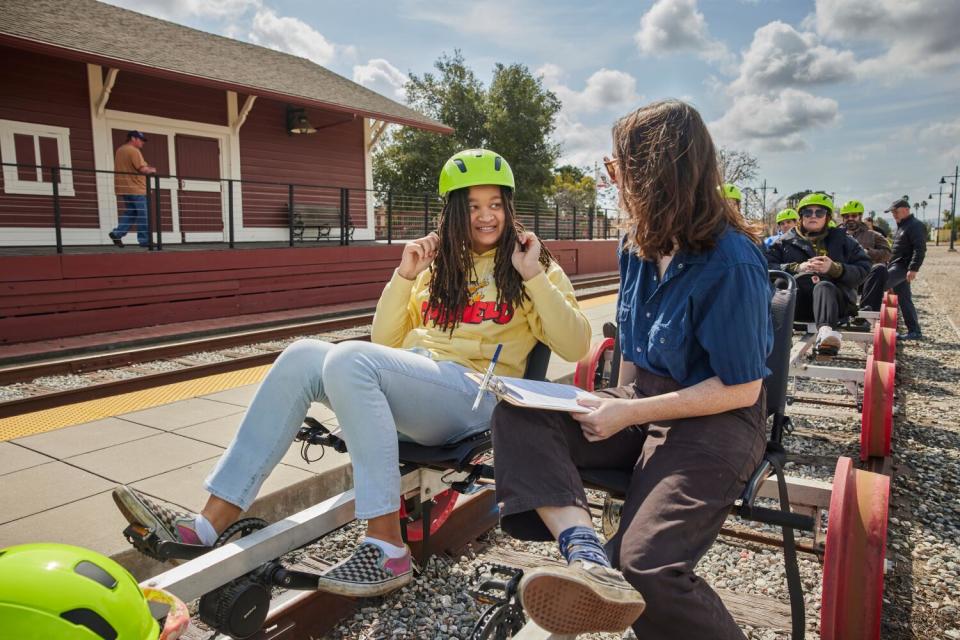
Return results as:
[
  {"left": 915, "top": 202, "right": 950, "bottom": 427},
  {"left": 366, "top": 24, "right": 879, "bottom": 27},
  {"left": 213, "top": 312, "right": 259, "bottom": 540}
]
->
[
  {"left": 840, "top": 213, "right": 860, "bottom": 219},
  {"left": 800, "top": 208, "right": 829, "bottom": 218}
]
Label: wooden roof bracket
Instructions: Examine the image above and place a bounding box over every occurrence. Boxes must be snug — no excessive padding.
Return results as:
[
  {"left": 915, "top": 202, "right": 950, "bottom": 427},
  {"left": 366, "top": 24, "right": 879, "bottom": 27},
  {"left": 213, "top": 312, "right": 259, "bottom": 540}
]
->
[
  {"left": 232, "top": 94, "right": 257, "bottom": 134},
  {"left": 95, "top": 67, "right": 119, "bottom": 116}
]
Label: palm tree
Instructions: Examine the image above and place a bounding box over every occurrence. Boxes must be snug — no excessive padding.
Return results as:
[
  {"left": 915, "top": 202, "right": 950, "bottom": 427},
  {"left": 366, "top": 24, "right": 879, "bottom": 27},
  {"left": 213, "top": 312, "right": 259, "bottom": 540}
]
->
[{"left": 921, "top": 200, "right": 928, "bottom": 222}]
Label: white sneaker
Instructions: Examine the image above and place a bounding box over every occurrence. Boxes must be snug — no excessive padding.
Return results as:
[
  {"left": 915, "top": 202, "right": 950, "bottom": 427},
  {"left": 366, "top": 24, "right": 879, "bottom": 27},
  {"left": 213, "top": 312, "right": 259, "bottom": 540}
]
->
[{"left": 816, "top": 326, "right": 842, "bottom": 356}]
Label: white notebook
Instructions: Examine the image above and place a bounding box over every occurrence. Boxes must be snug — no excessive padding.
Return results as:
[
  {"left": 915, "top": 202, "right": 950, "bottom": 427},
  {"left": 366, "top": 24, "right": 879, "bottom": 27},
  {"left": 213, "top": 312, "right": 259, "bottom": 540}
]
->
[{"left": 465, "top": 372, "right": 599, "bottom": 413}]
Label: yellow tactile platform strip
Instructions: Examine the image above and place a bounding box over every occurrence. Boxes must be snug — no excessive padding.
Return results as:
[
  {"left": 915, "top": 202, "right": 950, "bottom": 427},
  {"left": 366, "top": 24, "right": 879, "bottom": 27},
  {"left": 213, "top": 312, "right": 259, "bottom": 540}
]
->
[
  {"left": 0, "top": 365, "right": 271, "bottom": 442},
  {"left": 0, "top": 294, "right": 617, "bottom": 442}
]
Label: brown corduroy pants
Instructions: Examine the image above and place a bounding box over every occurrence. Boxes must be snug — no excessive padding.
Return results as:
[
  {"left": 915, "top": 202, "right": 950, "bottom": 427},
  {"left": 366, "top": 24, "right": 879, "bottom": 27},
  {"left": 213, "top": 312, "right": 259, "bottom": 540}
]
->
[{"left": 491, "top": 368, "right": 766, "bottom": 640}]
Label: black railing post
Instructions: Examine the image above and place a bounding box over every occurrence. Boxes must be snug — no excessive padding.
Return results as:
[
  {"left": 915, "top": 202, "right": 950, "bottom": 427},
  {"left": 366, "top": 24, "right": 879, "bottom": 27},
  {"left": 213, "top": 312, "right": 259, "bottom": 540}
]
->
[
  {"left": 227, "top": 178, "right": 235, "bottom": 248},
  {"left": 51, "top": 166, "right": 63, "bottom": 254},
  {"left": 588, "top": 205, "right": 594, "bottom": 240},
  {"left": 387, "top": 190, "right": 393, "bottom": 244},
  {"left": 341, "top": 187, "right": 350, "bottom": 246},
  {"left": 604, "top": 210, "right": 610, "bottom": 238},
  {"left": 288, "top": 184, "right": 295, "bottom": 246},
  {"left": 423, "top": 194, "right": 430, "bottom": 236},
  {"left": 572, "top": 206, "right": 577, "bottom": 240},
  {"left": 555, "top": 204, "right": 560, "bottom": 240},
  {"left": 144, "top": 173, "right": 154, "bottom": 250},
  {"left": 154, "top": 174, "right": 163, "bottom": 250},
  {"left": 534, "top": 202, "right": 540, "bottom": 236}
]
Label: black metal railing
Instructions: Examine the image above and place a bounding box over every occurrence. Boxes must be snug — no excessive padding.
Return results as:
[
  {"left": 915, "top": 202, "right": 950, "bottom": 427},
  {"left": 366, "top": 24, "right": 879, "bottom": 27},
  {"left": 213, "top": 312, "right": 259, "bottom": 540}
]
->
[{"left": 0, "top": 162, "right": 621, "bottom": 253}]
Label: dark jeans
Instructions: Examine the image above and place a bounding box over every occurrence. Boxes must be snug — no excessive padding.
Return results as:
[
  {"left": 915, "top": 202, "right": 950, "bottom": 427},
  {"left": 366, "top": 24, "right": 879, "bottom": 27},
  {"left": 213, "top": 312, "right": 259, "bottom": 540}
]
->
[
  {"left": 861, "top": 264, "right": 920, "bottom": 333},
  {"left": 794, "top": 276, "right": 845, "bottom": 328},
  {"left": 112, "top": 194, "right": 149, "bottom": 246},
  {"left": 491, "top": 368, "right": 766, "bottom": 640}
]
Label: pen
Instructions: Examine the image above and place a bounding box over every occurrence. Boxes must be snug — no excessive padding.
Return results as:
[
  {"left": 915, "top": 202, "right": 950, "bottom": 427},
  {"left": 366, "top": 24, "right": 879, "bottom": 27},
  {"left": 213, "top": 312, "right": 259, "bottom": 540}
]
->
[{"left": 472, "top": 343, "right": 503, "bottom": 411}]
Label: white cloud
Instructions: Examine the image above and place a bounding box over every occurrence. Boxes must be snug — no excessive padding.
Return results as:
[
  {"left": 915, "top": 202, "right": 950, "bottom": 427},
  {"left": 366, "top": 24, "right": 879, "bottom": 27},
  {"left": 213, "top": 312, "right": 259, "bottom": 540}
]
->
[
  {"left": 538, "top": 66, "right": 642, "bottom": 115},
  {"left": 353, "top": 59, "right": 408, "bottom": 101},
  {"left": 554, "top": 114, "right": 612, "bottom": 168},
  {"left": 247, "top": 9, "right": 342, "bottom": 65},
  {"left": 634, "top": 0, "right": 732, "bottom": 65},
  {"left": 814, "top": 0, "right": 960, "bottom": 76},
  {"left": 102, "top": 0, "right": 260, "bottom": 20},
  {"left": 732, "top": 21, "right": 856, "bottom": 93},
  {"left": 711, "top": 89, "right": 840, "bottom": 152},
  {"left": 895, "top": 117, "right": 960, "bottom": 162}
]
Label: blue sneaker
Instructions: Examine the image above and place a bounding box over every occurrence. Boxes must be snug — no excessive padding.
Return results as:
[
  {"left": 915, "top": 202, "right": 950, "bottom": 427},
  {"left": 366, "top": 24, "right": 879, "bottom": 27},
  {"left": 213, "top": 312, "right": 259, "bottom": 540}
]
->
[{"left": 897, "top": 331, "right": 922, "bottom": 340}]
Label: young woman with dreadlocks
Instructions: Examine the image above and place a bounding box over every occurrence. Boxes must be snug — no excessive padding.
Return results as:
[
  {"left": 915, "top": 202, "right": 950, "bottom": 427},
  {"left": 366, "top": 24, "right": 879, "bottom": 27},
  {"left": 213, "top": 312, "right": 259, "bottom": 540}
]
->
[{"left": 111, "top": 149, "right": 591, "bottom": 597}]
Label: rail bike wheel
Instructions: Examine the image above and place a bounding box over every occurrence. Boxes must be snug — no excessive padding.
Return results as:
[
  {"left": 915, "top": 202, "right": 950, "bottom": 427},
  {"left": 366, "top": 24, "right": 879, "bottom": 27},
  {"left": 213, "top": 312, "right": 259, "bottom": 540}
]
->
[
  {"left": 860, "top": 355, "right": 895, "bottom": 461},
  {"left": 400, "top": 488, "right": 460, "bottom": 542},
  {"left": 883, "top": 291, "right": 898, "bottom": 308},
  {"left": 872, "top": 326, "right": 897, "bottom": 363},
  {"left": 574, "top": 337, "right": 615, "bottom": 391},
  {"left": 878, "top": 302, "right": 898, "bottom": 330},
  {"left": 820, "top": 456, "right": 890, "bottom": 640}
]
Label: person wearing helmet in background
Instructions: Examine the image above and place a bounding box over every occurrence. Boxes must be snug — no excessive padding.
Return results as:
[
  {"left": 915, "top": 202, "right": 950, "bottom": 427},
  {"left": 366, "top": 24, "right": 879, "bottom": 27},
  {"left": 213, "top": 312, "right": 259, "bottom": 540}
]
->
[
  {"left": 0, "top": 542, "right": 189, "bottom": 639},
  {"left": 111, "top": 149, "right": 591, "bottom": 598},
  {"left": 721, "top": 183, "right": 742, "bottom": 213},
  {"left": 764, "top": 208, "right": 798, "bottom": 248},
  {"left": 765, "top": 193, "right": 870, "bottom": 355},
  {"left": 839, "top": 199, "right": 892, "bottom": 311}
]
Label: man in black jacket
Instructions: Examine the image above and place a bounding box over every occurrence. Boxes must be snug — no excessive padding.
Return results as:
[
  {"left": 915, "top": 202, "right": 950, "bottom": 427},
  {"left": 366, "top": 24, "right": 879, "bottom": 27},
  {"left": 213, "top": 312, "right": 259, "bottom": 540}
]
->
[
  {"left": 861, "top": 198, "right": 926, "bottom": 339},
  {"left": 766, "top": 193, "right": 871, "bottom": 355}
]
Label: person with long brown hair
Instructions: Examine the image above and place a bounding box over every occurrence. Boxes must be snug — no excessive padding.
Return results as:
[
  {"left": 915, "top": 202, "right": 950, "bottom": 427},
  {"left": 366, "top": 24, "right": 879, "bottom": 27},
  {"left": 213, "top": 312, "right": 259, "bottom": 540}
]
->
[
  {"left": 112, "top": 149, "right": 590, "bottom": 598},
  {"left": 491, "top": 101, "right": 773, "bottom": 638}
]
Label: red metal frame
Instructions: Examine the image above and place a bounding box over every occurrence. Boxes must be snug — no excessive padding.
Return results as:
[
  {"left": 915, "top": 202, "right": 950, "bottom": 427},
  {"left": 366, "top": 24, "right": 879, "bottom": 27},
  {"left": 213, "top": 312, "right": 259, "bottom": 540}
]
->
[
  {"left": 860, "top": 355, "right": 895, "bottom": 460},
  {"left": 574, "top": 337, "right": 614, "bottom": 391},
  {"left": 399, "top": 489, "right": 459, "bottom": 542},
  {"left": 820, "top": 456, "right": 890, "bottom": 640},
  {"left": 878, "top": 302, "right": 898, "bottom": 330}
]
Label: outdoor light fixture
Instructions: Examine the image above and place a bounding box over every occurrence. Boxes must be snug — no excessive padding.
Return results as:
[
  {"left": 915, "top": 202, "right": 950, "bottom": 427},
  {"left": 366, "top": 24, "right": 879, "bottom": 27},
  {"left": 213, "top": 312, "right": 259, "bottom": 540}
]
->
[{"left": 286, "top": 105, "right": 316, "bottom": 135}]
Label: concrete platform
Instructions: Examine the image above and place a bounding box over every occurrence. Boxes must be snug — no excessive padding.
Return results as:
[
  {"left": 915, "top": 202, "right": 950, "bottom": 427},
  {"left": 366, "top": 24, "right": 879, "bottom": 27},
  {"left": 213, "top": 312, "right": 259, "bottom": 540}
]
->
[{"left": 0, "top": 296, "right": 617, "bottom": 579}]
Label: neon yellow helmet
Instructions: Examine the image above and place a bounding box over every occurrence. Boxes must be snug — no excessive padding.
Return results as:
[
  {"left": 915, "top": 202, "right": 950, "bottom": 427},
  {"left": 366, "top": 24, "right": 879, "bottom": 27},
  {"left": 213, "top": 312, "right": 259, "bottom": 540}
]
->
[
  {"left": 776, "top": 208, "right": 799, "bottom": 223},
  {"left": 721, "top": 184, "right": 742, "bottom": 201},
  {"left": 828, "top": 219, "right": 838, "bottom": 228},
  {"left": 840, "top": 199, "right": 865, "bottom": 215},
  {"left": 797, "top": 192, "right": 834, "bottom": 213},
  {"left": 438, "top": 149, "right": 515, "bottom": 196},
  {"left": 0, "top": 543, "right": 187, "bottom": 640}
]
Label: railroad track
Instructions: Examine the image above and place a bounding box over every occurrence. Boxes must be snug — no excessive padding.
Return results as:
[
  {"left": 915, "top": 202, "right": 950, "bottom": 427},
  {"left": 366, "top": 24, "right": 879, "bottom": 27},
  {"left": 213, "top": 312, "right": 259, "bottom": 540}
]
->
[{"left": 0, "top": 275, "right": 620, "bottom": 418}]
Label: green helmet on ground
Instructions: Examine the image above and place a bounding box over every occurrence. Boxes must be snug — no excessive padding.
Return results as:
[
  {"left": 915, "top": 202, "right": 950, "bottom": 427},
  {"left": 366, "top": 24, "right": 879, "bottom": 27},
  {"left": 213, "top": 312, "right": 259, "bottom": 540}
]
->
[
  {"left": 797, "top": 192, "right": 834, "bottom": 213},
  {"left": 721, "top": 184, "right": 742, "bottom": 201},
  {"left": 840, "top": 199, "right": 865, "bottom": 215},
  {"left": 776, "top": 208, "right": 799, "bottom": 223},
  {"left": 0, "top": 543, "right": 160, "bottom": 640},
  {"left": 438, "top": 149, "right": 515, "bottom": 196}
]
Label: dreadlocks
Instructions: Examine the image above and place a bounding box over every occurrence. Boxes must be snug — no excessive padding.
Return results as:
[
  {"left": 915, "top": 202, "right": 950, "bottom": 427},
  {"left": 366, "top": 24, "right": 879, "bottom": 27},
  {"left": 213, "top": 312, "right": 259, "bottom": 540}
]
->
[{"left": 425, "top": 187, "right": 554, "bottom": 332}]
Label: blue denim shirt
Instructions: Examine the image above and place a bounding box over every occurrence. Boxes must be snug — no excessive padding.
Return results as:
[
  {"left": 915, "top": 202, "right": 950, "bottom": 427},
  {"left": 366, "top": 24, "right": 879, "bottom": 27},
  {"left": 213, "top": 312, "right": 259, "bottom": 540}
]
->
[{"left": 617, "top": 228, "right": 773, "bottom": 387}]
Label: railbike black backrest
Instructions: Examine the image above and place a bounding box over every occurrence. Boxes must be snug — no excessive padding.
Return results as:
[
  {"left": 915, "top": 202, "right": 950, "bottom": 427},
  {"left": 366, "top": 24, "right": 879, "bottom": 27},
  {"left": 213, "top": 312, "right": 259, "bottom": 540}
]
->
[{"left": 522, "top": 341, "right": 552, "bottom": 382}]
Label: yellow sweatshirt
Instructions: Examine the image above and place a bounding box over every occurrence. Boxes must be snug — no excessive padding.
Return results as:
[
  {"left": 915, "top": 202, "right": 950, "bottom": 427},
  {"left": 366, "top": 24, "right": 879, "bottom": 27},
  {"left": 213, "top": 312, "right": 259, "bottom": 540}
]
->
[{"left": 371, "top": 250, "right": 591, "bottom": 378}]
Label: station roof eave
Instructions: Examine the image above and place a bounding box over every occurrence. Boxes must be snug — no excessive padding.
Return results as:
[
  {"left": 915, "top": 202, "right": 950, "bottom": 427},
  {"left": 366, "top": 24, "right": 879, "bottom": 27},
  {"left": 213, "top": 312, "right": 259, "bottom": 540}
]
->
[{"left": 0, "top": 0, "right": 453, "bottom": 135}]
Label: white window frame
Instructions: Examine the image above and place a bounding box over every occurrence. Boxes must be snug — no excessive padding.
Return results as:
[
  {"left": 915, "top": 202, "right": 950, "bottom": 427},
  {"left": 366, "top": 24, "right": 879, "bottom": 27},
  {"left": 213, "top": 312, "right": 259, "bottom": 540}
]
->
[{"left": 0, "top": 119, "right": 76, "bottom": 196}]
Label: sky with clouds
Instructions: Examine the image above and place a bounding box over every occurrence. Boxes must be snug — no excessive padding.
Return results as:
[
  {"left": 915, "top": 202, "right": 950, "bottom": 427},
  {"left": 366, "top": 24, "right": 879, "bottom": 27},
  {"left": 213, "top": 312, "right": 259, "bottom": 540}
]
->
[{"left": 103, "top": 0, "right": 960, "bottom": 223}]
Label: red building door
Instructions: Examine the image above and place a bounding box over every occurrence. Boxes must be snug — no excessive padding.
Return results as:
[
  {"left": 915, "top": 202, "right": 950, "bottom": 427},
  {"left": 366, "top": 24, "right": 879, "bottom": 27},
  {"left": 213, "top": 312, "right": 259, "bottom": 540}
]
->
[{"left": 174, "top": 134, "right": 224, "bottom": 235}]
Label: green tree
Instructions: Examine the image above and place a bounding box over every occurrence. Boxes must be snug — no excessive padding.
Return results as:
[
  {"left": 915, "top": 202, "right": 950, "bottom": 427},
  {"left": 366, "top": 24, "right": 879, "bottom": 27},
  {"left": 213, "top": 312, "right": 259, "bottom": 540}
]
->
[
  {"left": 547, "top": 165, "right": 597, "bottom": 211},
  {"left": 485, "top": 63, "right": 561, "bottom": 201},
  {"left": 373, "top": 52, "right": 561, "bottom": 202}
]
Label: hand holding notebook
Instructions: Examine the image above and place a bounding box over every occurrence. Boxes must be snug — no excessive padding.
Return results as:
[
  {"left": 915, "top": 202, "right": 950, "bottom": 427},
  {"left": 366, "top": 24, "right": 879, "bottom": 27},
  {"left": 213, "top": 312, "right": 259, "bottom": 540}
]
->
[{"left": 465, "top": 372, "right": 599, "bottom": 413}]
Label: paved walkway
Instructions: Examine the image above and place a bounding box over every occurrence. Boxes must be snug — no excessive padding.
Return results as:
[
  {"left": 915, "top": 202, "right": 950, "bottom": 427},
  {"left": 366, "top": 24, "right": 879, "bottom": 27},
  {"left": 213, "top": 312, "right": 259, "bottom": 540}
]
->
[{"left": 0, "top": 296, "right": 616, "bottom": 579}]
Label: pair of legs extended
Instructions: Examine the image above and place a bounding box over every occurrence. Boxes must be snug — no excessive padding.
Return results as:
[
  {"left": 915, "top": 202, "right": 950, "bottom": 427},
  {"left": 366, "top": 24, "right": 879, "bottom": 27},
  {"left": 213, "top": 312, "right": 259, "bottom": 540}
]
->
[
  {"left": 493, "top": 369, "right": 766, "bottom": 638},
  {"left": 794, "top": 276, "right": 848, "bottom": 354},
  {"left": 860, "top": 263, "right": 922, "bottom": 337},
  {"left": 115, "top": 339, "right": 495, "bottom": 595}
]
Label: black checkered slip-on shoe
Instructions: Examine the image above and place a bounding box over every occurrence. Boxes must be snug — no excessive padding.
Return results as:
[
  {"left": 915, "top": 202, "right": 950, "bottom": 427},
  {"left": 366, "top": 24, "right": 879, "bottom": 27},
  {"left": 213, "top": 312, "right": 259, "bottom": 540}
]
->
[
  {"left": 112, "top": 485, "right": 205, "bottom": 546},
  {"left": 519, "top": 560, "right": 646, "bottom": 634},
  {"left": 314, "top": 542, "right": 413, "bottom": 597}
]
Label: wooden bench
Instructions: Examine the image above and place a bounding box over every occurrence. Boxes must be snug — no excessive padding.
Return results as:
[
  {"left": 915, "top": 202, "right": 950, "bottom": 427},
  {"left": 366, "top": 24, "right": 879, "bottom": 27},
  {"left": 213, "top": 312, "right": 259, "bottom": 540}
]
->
[{"left": 288, "top": 204, "right": 355, "bottom": 242}]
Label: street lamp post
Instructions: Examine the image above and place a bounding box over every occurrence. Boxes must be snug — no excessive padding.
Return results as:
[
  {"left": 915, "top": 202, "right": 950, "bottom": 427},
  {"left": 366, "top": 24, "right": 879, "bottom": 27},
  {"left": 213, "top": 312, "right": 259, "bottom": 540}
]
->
[{"left": 950, "top": 165, "right": 959, "bottom": 252}]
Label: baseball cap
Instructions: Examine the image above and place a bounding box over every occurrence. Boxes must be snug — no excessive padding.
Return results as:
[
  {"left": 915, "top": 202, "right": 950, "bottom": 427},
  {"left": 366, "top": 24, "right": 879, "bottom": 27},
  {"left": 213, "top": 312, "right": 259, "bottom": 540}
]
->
[
  {"left": 884, "top": 198, "right": 909, "bottom": 212},
  {"left": 127, "top": 130, "right": 148, "bottom": 141}
]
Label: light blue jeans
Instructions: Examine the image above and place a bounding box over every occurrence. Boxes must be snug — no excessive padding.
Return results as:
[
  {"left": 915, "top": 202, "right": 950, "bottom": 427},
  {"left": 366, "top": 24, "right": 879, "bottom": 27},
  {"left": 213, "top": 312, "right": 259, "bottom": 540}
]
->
[
  {"left": 112, "top": 194, "right": 149, "bottom": 246},
  {"left": 204, "top": 339, "right": 496, "bottom": 519}
]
